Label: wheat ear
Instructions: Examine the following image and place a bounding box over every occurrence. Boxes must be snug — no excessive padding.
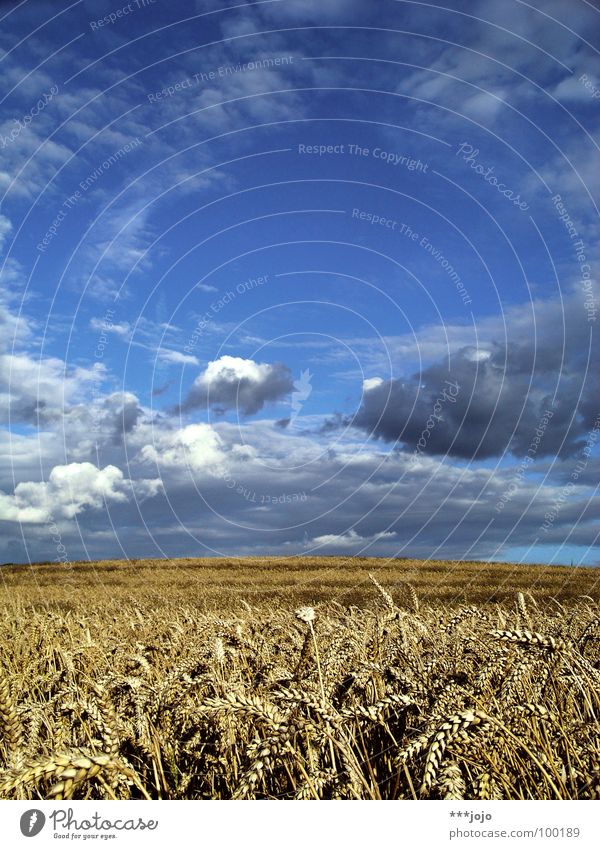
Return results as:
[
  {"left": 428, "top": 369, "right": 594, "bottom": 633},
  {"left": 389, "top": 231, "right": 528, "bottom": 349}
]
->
[{"left": 0, "top": 675, "right": 23, "bottom": 770}]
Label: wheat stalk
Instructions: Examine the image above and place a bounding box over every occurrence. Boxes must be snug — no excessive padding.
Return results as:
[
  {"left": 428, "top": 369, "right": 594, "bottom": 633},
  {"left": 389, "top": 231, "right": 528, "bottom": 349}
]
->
[{"left": 0, "top": 675, "right": 23, "bottom": 770}]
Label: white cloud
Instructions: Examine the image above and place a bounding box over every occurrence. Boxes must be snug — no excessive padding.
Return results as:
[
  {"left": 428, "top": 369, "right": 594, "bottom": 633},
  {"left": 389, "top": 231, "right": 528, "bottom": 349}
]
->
[
  {"left": 156, "top": 348, "right": 199, "bottom": 366},
  {"left": 139, "top": 423, "right": 225, "bottom": 471},
  {"left": 0, "top": 461, "right": 161, "bottom": 523},
  {"left": 0, "top": 214, "right": 12, "bottom": 254},
  {"left": 0, "top": 269, "right": 33, "bottom": 351},
  {"left": 179, "top": 355, "right": 294, "bottom": 415},
  {"left": 0, "top": 353, "right": 105, "bottom": 424},
  {"left": 308, "top": 528, "right": 398, "bottom": 551},
  {"left": 464, "top": 348, "right": 492, "bottom": 362},
  {"left": 462, "top": 89, "right": 508, "bottom": 121},
  {"left": 551, "top": 75, "right": 596, "bottom": 102},
  {"left": 89, "top": 317, "right": 131, "bottom": 338}
]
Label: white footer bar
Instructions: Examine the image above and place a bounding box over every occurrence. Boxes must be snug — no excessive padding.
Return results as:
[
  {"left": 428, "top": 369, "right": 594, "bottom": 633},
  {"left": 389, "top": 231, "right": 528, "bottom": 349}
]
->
[{"left": 1, "top": 800, "right": 597, "bottom": 848}]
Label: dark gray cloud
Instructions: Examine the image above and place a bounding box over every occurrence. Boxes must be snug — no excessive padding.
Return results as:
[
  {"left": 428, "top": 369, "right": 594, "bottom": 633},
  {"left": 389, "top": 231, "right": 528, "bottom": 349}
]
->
[
  {"left": 348, "top": 290, "right": 599, "bottom": 460},
  {"left": 4, "top": 428, "right": 596, "bottom": 566},
  {"left": 108, "top": 393, "right": 143, "bottom": 444}
]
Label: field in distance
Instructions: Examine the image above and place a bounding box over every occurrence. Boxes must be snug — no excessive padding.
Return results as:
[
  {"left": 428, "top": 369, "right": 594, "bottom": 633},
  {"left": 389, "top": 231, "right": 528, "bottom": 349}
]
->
[{"left": 1, "top": 556, "right": 598, "bottom": 609}]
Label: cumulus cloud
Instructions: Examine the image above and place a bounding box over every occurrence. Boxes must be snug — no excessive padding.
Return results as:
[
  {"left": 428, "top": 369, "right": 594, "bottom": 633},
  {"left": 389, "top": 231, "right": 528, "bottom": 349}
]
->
[
  {"left": 0, "top": 462, "right": 161, "bottom": 523},
  {"left": 0, "top": 353, "right": 104, "bottom": 425},
  {"left": 348, "top": 288, "right": 599, "bottom": 460},
  {"left": 139, "top": 423, "right": 225, "bottom": 471},
  {"left": 39, "top": 391, "right": 151, "bottom": 463},
  {"left": 351, "top": 349, "right": 579, "bottom": 460},
  {"left": 102, "top": 392, "right": 143, "bottom": 443},
  {"left": 0, "top": 413, "right": 597, "bottom": 564},
  {"left": 177, "top": 356, "right": 294, "bottom": 416}
]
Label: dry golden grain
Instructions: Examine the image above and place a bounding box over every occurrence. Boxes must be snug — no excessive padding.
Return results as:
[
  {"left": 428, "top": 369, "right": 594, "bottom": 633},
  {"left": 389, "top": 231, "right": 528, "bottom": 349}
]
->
[{"left": 0, "top": 557, "right": 598, "bottom": 800}]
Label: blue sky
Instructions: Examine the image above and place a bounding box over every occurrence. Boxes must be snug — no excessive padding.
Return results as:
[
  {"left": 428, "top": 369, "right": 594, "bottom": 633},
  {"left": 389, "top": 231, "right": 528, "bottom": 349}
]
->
[{"left": 0, "top": 0, "right": 598, "bottom": 566}]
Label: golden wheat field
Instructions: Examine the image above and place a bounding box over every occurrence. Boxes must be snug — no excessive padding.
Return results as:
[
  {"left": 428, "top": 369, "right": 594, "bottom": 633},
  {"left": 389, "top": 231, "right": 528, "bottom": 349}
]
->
[{"left": 0, "top": 556, "right": 599, "bottom": 801}]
